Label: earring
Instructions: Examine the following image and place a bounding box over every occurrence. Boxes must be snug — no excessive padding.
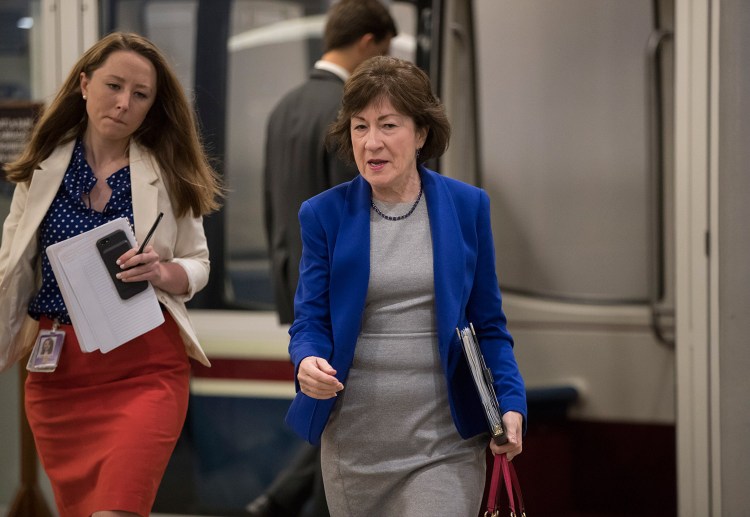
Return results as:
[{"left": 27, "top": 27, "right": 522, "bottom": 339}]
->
[
  {"left": 416, "top": 147, "right": 421, "bottom": 159},
  {"left": 82, "top": 94, "right": 87, "bottom": 100}
]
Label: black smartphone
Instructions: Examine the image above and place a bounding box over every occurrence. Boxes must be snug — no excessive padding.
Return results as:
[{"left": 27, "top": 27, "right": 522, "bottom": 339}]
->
[{"left": 96, "top": 230, "right": 149, "bottom": 300}]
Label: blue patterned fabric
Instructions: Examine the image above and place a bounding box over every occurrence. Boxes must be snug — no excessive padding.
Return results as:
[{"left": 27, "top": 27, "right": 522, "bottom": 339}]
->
[{"left": 28, "top": 139, "right": 135, "bottom": 324}]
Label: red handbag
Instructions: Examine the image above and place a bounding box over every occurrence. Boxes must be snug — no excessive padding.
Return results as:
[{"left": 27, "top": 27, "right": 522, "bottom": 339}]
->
[{"left": 485, "top": 453, "right": 526, "bottom": 517}]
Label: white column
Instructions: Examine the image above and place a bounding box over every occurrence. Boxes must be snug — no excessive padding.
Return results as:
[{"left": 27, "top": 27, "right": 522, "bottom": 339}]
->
[
  {"left": 674, "top": 0, "right": 721, "bottom": 515},
  {"left": 38, "top": 0, "right": 99, "bottom": 102}
]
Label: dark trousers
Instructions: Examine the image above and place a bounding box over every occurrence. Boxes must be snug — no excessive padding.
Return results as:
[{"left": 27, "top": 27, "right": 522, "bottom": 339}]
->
[{"left": 267, "top": 443, "right": 329, "bottom": 517}]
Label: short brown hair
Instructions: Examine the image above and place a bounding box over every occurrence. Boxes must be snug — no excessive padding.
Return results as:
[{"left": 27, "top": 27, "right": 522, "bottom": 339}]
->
[
  {"left": 324, "top": 0, "right": 397, "bottom": 52},
  {"left": 328, "top": 56, "right": 451, "bottom": 164}
]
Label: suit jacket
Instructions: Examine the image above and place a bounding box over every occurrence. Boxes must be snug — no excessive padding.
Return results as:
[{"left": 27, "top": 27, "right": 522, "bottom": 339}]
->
[
  {"left": 285, "top": 167, "right": 527, "bottom": 445},
  {"left": 0, "top": 140, "right": 211, "bottom": 372},
  {"left": 263, "top": 68, "right": 359, "bottom": 324}
]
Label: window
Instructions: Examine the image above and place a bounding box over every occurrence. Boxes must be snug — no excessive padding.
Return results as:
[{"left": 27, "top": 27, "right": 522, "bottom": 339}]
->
[{"left": 0, "top": 0, "right": 36, "bottom": 223}]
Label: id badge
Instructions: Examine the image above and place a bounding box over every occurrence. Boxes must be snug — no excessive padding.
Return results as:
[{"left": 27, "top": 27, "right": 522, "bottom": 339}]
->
[{"left": 26, "top": 326, "right": 65, "bottom": 373}]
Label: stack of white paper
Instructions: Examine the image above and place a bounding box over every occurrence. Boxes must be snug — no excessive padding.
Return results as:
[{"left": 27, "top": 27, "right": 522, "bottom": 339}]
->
[{"left": 46, "top": 217, "right": 164, "bottom": 353}]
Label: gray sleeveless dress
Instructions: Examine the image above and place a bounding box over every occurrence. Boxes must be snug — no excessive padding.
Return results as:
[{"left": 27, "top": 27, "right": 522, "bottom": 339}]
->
[{"left": 320, "top": 197, "right": 487, "bottom": 517}]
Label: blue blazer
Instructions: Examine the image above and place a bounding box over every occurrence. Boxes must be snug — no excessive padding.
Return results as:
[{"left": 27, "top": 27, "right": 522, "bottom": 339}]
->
[{"left": 285, "top": 167, "right": 527, "bottom": 445}]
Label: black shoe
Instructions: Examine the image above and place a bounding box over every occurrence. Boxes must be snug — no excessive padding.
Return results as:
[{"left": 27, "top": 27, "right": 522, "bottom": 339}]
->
[{"left": 245, "top": 494, "right": 282, "bottom": 517}]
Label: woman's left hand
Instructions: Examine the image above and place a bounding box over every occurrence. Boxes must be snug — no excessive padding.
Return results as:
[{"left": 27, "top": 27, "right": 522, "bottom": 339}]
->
[{"left": 489, "top": 410, "right": 524, "bottom": 461}]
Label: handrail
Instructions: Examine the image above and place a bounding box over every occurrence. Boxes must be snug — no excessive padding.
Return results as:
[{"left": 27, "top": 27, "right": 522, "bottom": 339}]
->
[{"left": 646, "top": 28, "right": 675, "bottom": 347}]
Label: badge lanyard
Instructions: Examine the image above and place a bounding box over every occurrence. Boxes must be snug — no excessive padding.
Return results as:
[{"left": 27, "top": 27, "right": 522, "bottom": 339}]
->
[{"left": 26, "top": 319, "right": 66, "bottom": 373}]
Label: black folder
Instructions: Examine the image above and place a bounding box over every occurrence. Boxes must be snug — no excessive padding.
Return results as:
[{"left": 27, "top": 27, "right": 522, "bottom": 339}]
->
[{"left": 456, "top": 323, "right": 508, "bottom": 445}]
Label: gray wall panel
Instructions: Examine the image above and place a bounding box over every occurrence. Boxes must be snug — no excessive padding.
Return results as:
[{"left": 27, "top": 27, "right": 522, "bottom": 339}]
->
[
  {"left": 719, "top": 0, "right": 750, "bottom": 513},
  {"left": 474, "top": 0, "right": 654, "bottom": 302}
]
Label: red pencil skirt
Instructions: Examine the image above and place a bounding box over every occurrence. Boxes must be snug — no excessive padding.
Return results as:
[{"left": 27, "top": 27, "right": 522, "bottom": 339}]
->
[{"left": 25, "top": 312, "right": 190, "bottom": 517}]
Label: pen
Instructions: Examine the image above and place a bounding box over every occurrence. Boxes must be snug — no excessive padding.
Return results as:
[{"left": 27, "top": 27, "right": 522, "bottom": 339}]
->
[{"left": 136, "top": 212, "right": 164, "bottom": 255}]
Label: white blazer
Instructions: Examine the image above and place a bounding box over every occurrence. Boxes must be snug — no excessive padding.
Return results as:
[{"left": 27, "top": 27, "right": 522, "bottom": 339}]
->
[{"left": 0, "top": 140, "right": 211, "bottom": 371}]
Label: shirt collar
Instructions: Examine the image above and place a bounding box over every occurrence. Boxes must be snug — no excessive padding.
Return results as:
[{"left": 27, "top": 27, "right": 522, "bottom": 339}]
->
[
  {"left": 63, "top": 139, "right": 96, "bottom": 200},
  {"left": 314, "top": 60, "right": 350, "bottom": 82}
]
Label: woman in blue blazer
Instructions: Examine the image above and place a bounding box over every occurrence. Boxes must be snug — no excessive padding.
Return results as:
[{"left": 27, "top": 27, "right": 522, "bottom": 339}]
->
[{"left": 285, "top": 56, "right": 526, "bottom": 516}]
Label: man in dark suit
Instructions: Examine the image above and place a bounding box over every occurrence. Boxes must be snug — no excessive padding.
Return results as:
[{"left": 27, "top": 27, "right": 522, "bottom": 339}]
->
[
  {"left": 254, "top": 1, "right": 397, "bottom": 516},
  {"left": 264, "top": 0, "right": 398, "bottom": 326}
]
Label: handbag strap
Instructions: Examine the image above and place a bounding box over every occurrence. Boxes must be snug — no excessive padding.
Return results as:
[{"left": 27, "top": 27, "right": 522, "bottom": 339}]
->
[
  {"left": 508, "top": 455, "right": 525, "bottom": 513},
  {"left": 485, "top": 454, "right": 503, "bottom": 515},
  {"left": 485, "top": 454, "right": 526, "bottom": 517}
]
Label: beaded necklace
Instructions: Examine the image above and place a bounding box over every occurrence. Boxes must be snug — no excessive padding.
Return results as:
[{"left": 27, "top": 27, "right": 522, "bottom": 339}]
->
[{"left": 371, "top": 183, "right": 423, "bottom": 221}]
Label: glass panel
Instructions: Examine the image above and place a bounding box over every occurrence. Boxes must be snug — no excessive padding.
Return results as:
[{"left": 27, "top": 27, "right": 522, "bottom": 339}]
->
[
  {"left": 0, "top": 0, "right": 37, "bottom": 223},
  {"left": 474, "top": 0, "right": 653, "bottom": 303},
  {"left": 0, "top": 1, "right": 38, "bottom": 502},
  {"left": 224, "top": 1, "right": 417, "bottom": 309},
  {"left": 0, "top": 3, "right": 32, "bottom": 99},
  {"left": 108, "top": 0, "right": 198, "bottom": 90},
  {"left": 224, "top": 1, "right": 313, "bottom": 310}
]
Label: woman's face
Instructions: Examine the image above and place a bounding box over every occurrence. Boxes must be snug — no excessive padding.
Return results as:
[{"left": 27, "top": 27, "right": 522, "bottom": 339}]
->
[
  {"left": 351, "top": 97, "right": 427, "bottom": 197},
  {"left": 80, "top": 50, "right": 157, "bottom": 144}
]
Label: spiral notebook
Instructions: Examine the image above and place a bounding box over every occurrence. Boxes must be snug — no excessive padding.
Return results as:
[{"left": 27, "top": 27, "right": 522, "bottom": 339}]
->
[{"left": 456, "top": 323, "right": 508, "bottom": 445}]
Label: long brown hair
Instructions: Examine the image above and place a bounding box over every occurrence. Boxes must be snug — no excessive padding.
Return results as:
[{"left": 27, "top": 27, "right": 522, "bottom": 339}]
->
[{"left": 3, "top": 31, "right": 222, "bottom": 217}]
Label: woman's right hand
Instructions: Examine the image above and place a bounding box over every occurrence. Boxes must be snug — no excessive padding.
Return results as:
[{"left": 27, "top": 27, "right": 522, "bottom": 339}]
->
[{"left": 298, "top": 356, "right": 345, "bottom": 399}]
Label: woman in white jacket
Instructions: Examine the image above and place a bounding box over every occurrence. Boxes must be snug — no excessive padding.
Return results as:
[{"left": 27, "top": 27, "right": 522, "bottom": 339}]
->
[{"left": 0, "top": 32, "right": 222, "bottom": 517}]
